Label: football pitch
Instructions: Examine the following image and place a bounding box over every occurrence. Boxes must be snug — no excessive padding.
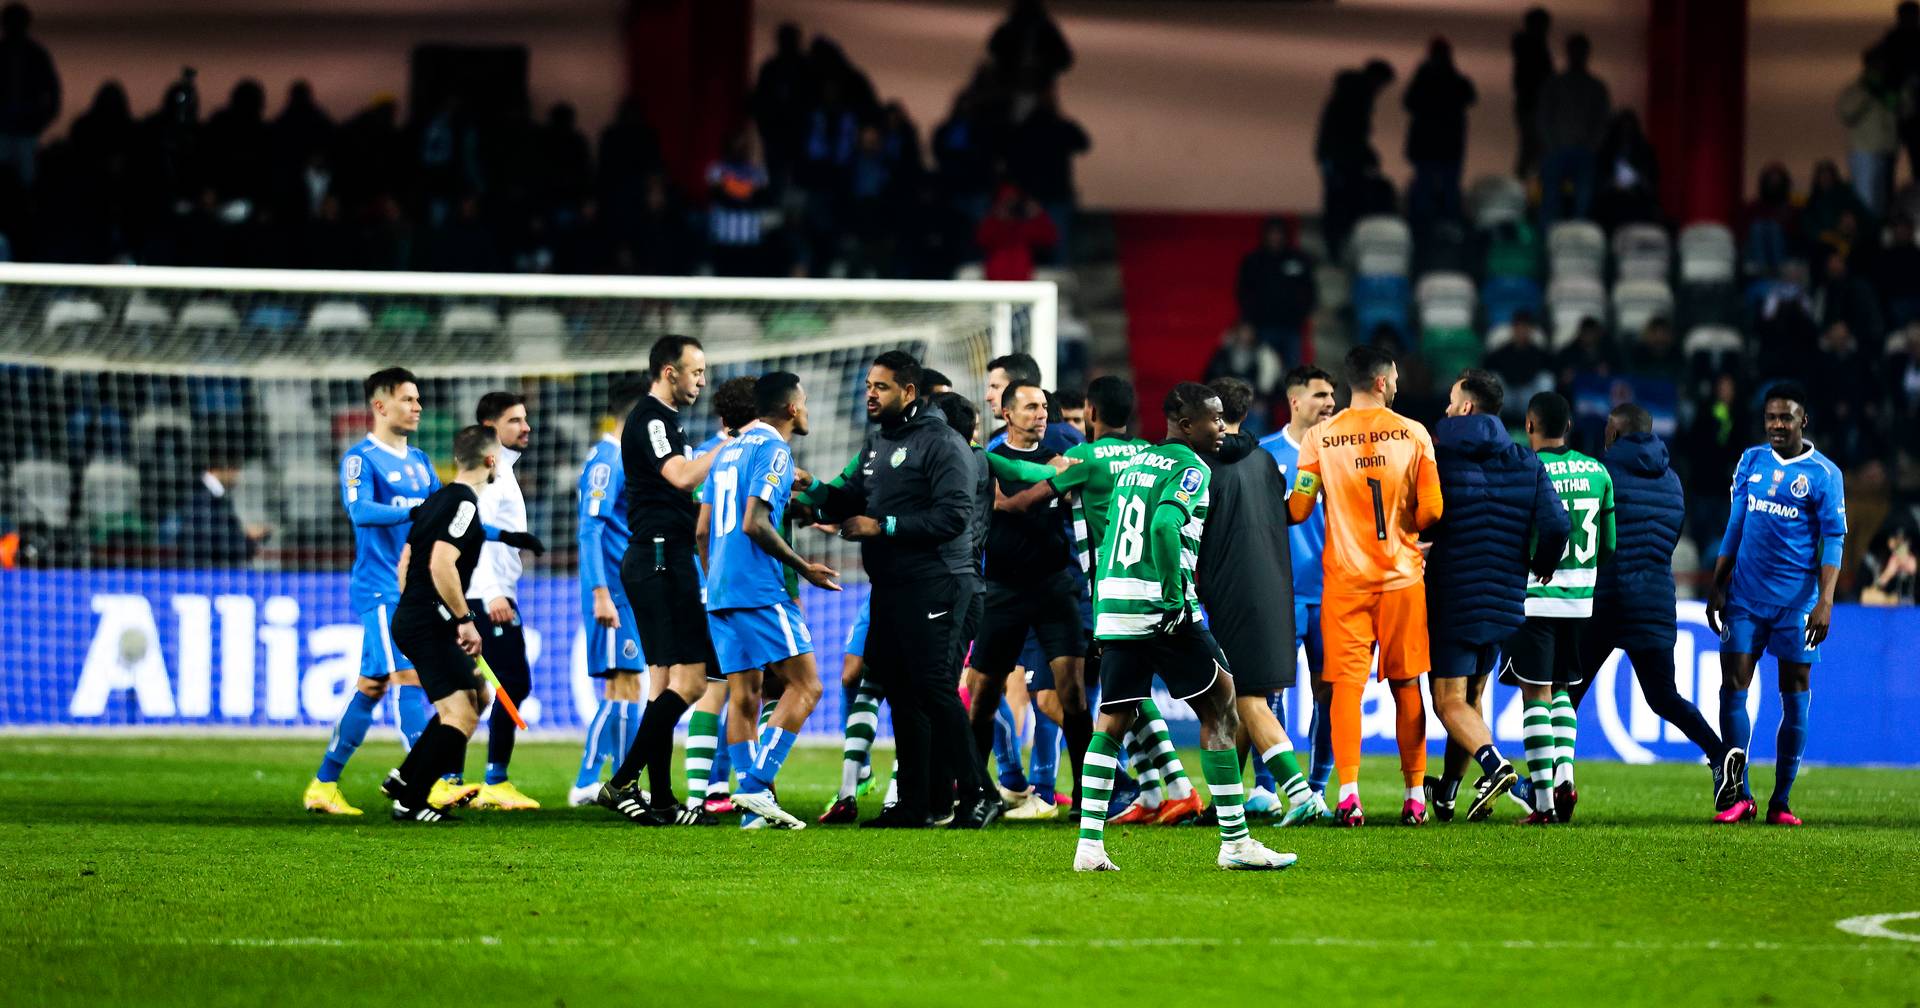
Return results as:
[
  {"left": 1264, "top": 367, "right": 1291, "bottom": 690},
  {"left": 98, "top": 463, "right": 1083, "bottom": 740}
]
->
[{"left": 3, "top": 737, "right": 1916, "bottom": 1007}]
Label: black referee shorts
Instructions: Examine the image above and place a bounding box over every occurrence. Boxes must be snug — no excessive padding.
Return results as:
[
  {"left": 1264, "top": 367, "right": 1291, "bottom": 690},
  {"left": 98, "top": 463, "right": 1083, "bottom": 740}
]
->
[
  {"left": 390, "top": 606, "right": 483, "bottom": 703},
  {"left": 1098, "top": 626, "right": 1229, "bottom": 711},
  {"left": 621, "top": 536, "right": 721, "bottom": 677},
  {"left": 971, "top": 571, "right": 1084, "bottom": 686},
  {"left": 1499, "top": 616, "right": 1586, "bottom": 688}
]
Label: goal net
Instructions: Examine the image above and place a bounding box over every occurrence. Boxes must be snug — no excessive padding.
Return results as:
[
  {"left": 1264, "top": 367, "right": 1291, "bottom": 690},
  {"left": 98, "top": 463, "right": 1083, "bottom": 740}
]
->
[{"left": 0, "top": 263, "right": 1056, "bottom": 741}]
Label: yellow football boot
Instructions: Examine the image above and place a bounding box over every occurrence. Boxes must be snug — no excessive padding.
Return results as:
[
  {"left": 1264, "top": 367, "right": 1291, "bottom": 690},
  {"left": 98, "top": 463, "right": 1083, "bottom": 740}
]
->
[
  {"left": 473, "top": 781, "right": 542, "bottom": 810},
  {"left": 303, "top": 779, "right": 363, "bottom": 816}
]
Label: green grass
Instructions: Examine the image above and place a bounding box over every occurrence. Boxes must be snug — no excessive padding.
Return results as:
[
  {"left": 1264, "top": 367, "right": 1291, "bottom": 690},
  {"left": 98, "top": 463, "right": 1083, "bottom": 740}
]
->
[{"left": 2, "top": 736, "right": 1918, "bottom": 1008}]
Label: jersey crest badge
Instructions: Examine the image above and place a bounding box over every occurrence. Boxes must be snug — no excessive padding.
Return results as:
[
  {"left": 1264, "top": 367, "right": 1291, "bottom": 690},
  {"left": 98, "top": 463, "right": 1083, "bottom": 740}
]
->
[
  {"left": 622, "top": 639, "right": 640, "bottom": 660},
  {"left": 890, "top": 447, "right": 908, "bottom": 468},
  {"left": 1789, "top": 474, "right": 1810, "bottom": 499}
]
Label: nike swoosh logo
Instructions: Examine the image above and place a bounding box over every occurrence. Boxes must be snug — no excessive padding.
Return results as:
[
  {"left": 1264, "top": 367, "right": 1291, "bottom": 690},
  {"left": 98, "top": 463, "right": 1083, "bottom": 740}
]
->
[{"left": 927, "top": 611, "right": 949, "bottom": 619}]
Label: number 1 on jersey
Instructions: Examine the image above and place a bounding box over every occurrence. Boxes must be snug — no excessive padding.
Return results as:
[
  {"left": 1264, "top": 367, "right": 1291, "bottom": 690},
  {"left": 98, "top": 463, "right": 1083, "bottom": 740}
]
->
[{"left": 1367, "top": 476, "right": 1386, "bottom": 541}]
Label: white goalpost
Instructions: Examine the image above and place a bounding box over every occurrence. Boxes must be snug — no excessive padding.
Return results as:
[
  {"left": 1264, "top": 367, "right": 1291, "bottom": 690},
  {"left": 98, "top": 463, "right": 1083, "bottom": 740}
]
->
[{"left": 0, "top": 263, "right": 1057, "bottom": 738}]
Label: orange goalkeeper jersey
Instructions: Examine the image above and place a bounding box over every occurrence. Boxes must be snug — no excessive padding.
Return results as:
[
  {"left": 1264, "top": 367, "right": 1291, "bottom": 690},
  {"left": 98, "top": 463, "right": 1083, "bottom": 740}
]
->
[{"left": 1287, "top": 406, "right": 1443, "bottom": 594}]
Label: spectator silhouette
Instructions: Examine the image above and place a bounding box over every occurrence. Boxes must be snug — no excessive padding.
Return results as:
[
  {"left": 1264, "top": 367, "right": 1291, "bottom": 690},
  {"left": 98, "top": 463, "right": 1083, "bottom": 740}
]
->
[
  {"left": 536, "top": 102, "right": 593, "bottom": 219},
  {"left": 753, "top": 22, "right": 814, "bottom": 192},
  {"left": 0, "top": 2, "right": 58, "bottom": 187},
  {"left": 1235, "top": 216, "right": 1317, "bottom": 365},
  {"left": 1510, "top": 7, "right": 1553, "bottom": 177},
  {"left": 1316, "top": 59, "right": 1395, "bottom": 260},
  {"left": 1592, "top": 110, "right": 1661, "bottom": 230},
  {"left": 1537, "top": 33, "right": 1610, "bottom": 228},
  {"left": 707, "top": 128, "right": 771, "bottom": 277},
  {"left": 1005, "top": 86, "right": 1087, "bottom": 263},
  {"left": 1871, "top": 1, "right": 1920, "bottom": 184},
  {"left": 988, "top": 0, "right": 1073, "bottom": 110},
  {"left": 1403, "top": 37, "right": 1476, "bottom": 237},
  {"left": 1838, "top": 49, "right": 1906, "bottom": 217},
  {"left": 598, "top": 98, "right": 664, "bottom": 236},
  {"left": 1743, "top": 162, "right": 1797, "bottom": 277},
  {"left": 1203, "top": 323, "right": 1282, "bottom": 404}
]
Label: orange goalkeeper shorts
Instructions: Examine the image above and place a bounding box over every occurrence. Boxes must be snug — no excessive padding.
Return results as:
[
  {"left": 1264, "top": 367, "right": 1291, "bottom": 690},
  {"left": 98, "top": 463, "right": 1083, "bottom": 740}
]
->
[{"left": 1320, "top": 583, "right": 1431, "bottom": 685}]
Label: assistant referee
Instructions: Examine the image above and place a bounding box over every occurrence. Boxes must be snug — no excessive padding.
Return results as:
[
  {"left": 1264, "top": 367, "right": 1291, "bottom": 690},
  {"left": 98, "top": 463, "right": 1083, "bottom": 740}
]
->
[
  {"left": 817, "top": 350, "right": 982, "bottom": 829},
  {"left": 379, "top": 425, "right": 501, "bottom": 823}
]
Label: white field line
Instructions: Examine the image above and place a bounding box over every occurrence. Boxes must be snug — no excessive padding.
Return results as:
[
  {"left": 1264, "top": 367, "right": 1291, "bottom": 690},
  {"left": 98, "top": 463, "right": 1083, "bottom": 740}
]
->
[
  {"left": 4, "top": 934, "right": 1908, "bottom": 954},
  {"left": 1834, "top": 912, "right": 1920, "bottom": 943}
]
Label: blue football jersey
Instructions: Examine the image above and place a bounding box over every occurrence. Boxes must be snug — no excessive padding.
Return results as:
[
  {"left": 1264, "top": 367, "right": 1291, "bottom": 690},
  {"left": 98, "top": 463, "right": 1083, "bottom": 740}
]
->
[
  {"left": 1258, "top": 427, "right": 1326, "bottom": 603},
  {"left": 701, "top": 422, "right": 796, "bottom": 612},
  {"left": 577, "top": 434, "right": 629, "bottom": 595},
  {"left": 340, "top": 435, "right": 439, "bottom": 612},
  {"left": 1721, "top": 443, "right": 1847, "bottom": 611}
]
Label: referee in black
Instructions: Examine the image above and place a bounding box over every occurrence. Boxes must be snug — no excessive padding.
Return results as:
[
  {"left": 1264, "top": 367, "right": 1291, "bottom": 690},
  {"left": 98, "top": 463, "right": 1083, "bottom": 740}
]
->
[
  {"left": 818, "top": 350, "right": 984, "bottom": 829},
  {"left": 380, "top": 424, "right": 501, "bottom": 822},
  {"left": 599, "top": 335, "right": 727, "bottom": 826}
]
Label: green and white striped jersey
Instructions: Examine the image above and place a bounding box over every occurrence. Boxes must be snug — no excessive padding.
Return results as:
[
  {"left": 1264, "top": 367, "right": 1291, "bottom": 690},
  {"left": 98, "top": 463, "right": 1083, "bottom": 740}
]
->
[
  {"left": 1050, "top": 434, "right": 1151, "bottom": 580},
  {"left": 1093, "top": 442, "right": 1210, "bottom": 640},
  {"left": 1526, "top": 445, "right": 1616, "bottom": 618}
]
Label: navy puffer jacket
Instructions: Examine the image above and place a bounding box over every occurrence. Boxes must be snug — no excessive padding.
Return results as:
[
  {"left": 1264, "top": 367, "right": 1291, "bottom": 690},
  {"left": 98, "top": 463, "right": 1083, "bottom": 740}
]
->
[
  {"left": 1426, "top": 414, "right": 1570, "bottom": 645},
  {"left": 1594, "top": 431, "right": 1684, "bottom": 648}
]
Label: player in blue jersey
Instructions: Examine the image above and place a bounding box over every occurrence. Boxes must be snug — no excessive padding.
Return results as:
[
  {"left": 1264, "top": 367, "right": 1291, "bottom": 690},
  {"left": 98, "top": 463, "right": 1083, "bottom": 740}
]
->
[
  {"left": 304, "top": 368, "right": 442, "bottom": 815},
  {"left": 1256, "top": 365, "right": 1339, "bottom": 824},
  {"left": 698, "top": 373, "right": 841, "bottom": 828},
  {"left": 678, "top": 376, "right": 759, "bottom": 815},
  {"left": 1706, "top": 383, "right": 1845, "bottom": 826},
  {"left": 568, "top": 382, "right": 651, "bottom": 807}
]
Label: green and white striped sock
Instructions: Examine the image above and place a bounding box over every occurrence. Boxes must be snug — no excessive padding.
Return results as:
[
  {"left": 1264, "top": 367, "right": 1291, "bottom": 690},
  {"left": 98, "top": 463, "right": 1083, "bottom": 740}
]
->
[
  {"left": 1550, "top": 690, "right": 1577, "bottom": 788},
  {"left": 1123, "top": 729, "right": 1165, "bottom": 808},
  {"left": 685, "top": 709, "right": 719, "bottom": 804},
  {"left": 1523, "top": 700, "right": 1557, "bottom": 814},
  {"left": 1077, "top": 732, "right": 1124, "bottom": 845},
  {"left": 1261, "top": 742, "right": 1313, "bottom": 805},
  {"left": 1138, "top": 699, "right": 1194, "bottom": 799},
  {"left": 1199, "top": 747, "right": 1249, "bottom": 844},
  {"left": 839, "top": 680, "right": 882, "bottom": 799}
]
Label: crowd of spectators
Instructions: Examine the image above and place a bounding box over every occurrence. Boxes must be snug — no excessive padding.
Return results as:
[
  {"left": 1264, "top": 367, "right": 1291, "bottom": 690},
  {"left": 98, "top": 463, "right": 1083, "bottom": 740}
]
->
[
  {"left": 1220, "top": 3, "right": 1920, "bottom": 602},
  {"left": 0, "top": 0, "right": 1092, "bottom": 280}
]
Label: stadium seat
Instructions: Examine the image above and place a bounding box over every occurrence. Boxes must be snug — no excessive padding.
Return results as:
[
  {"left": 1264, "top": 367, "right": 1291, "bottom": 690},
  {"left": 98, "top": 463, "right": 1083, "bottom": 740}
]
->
[
  {"left": 259, "top": 380, "right": 328, "bottom": 461},
  {"left": 439, "top": 304, "right": 502, "bottom": 336},
  {"left": 952, "top": 263, "right": 986, "bottom": 282},
  {"left": 130, "top": 408, "right": 192, "bottom": 468},
  {"left": 1422, "top": 326, "right": 1483, "bottom": 387},
  {"left": 700, "top": 311, "right": 762, "bottom": 344},
  {"left": 1678, "top": 222, "right": 1737, "bottom": 284},
  {"left": 1548, "top": 220, "right": 1607, "bottom": 281},
  {"left": 763, "top": 310, "right": 830, "bottom": 343},
  {"left": 1485, "top": 322, "right": 1515, "bottom": 352},
  {"left": 307, "top": 301, "right": 373, "bottom": 334},
  {"left": 1684, "top": 325, "right": 1745, "bottom": 377},
  {"left": 1612, "top": 279, "right": 1674, "bottom": 339},
  {"left": 1481, "top": 275, "right": 1544, "bottom": 328},
  {"left": 245, "top": 303, "right": 302, "bottom": 332},
  {"left": 279, "top": 467, "right": 338, "bottom": 542},
  {"left": 507, "top": 307, "right": 569, "bottom": 362},
  {"left": 1483, "top": 218, "right": 1542, "bottom": 279},
  {"left": 1351, "top": 273, "right": 1410, "bottom": 344},
  {"left": 44, "top": 298, "right": 105, "bottom": 332},
  {"left": 79, "top": 459, "right": 142, "bottom": 543},
  {"left": 10, "top": 458, "right": 72, "bottom": 529},
  {"left": 1415, "top": 271, "right": 1476, "bottom": 332},
  {"left": 121, "top": 297, "right": 171, "bottom": 330},
  {"left": 374, "top": 304, "right": 432, "bottom": 334},
  {"left": 1467, "top": 174, "right": 1528, "bottom": 231},
  {"left": 1351, "top": 216, "right": 1412, "bottom": 277},
  {"left": 177, "top": 300, "right": 242, "bottom": 331},
  {"left": 1613, "top": 223, "right": 1671, "bottom": 283},
  {"left": 1549, "top": 275, "right": 1608, "bottom": 350}
]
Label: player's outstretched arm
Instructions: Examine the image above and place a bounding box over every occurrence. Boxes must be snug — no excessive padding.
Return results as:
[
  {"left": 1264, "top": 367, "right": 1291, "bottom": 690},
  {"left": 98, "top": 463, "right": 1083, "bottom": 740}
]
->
[
  {"left": 1286, "top": 471, "right": 1320, "bottom": 525},
  {"left": 395, "top": 543, "right": 410, "bottom": 594},
  {"left": 745, "top": 496, "right": 840, "bottom": 590},
  {"left": 696, "top": 503, "right": 713, "bottom": 571}
]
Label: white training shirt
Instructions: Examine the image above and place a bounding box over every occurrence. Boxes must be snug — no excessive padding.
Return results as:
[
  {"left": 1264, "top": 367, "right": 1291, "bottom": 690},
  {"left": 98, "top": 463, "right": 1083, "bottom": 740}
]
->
[{"left": 469, "top": 445, "right": 526, "bottom": 603}]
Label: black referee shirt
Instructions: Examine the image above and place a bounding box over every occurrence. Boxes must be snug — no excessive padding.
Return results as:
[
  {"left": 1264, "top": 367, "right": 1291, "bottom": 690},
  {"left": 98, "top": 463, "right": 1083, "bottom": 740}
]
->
[
  {"left": 984, "top": 440, "right": 1070, "bottom": 585},
  {"left": 622, "top": 394, "right": 698, "bottom": 541},
  {"left": 397, "top": 482, "right": 485, "bottom": 622}
]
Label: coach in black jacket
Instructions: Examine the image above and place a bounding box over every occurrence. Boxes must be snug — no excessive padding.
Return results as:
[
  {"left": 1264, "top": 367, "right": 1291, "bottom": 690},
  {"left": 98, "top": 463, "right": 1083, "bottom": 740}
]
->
[
  {"left": 1424, "top": 370, "right": 1568, "bottom": 819},
  {"left": 1570, "top": 403, "right": 1741, "bottom": 803},
  {"left": 819, "top": 352, "right": 986, "bottom": 829}
]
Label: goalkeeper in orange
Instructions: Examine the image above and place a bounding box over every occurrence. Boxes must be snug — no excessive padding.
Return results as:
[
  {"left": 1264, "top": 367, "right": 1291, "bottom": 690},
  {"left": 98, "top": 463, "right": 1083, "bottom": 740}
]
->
[{"left": 1286, "top": 345, "right": 1444, "bottom": 826}]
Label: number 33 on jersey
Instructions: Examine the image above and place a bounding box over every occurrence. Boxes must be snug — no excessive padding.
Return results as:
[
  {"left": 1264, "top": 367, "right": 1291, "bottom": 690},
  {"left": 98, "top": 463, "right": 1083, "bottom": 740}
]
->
[{"left": 1527, "top": 445, "right": 1615, "bottom": 617}]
